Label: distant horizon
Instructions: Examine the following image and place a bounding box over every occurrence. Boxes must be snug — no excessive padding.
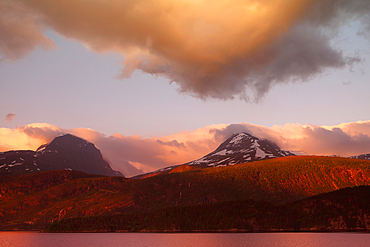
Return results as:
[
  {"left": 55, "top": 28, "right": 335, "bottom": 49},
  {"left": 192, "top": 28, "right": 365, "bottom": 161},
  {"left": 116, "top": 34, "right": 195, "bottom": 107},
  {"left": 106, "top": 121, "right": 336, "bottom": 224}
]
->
[{"left": 1, "top": 120, "right": 370, "bottom": 177}]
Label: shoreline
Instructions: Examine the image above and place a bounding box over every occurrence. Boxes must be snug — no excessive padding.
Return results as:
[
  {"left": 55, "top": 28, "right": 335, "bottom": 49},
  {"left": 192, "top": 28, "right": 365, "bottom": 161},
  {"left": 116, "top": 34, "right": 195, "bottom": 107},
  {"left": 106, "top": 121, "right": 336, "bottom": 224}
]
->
[{"left": 2, "top": 229, "right": 368, "bottom": 234}]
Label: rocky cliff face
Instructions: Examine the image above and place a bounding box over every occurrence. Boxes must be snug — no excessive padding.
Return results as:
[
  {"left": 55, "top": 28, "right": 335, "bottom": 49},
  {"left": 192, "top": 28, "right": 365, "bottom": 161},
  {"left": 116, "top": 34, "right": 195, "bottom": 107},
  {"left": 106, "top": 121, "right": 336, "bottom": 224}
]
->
[{"left": 0, "top": 134, "right": 123, "bottom": 177}]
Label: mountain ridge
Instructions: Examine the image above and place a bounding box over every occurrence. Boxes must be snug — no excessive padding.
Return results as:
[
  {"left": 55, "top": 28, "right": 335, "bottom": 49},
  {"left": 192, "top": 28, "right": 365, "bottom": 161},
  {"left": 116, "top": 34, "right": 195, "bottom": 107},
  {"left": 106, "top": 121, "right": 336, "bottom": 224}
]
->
[
  {"left": 134, "top": 132, "right": 295, "bottom": 178},
  {"left": 0, "top": 134, "right": 123, "bottom": 177},
  {"left": 350, "top": 153, "right": 370, "bottom": 160},
  {"left": 135, "top": 132, "right": 370, "bottom": 179},
  {"left": 186, "top": 132, "right": 294, "bottom": 166}
]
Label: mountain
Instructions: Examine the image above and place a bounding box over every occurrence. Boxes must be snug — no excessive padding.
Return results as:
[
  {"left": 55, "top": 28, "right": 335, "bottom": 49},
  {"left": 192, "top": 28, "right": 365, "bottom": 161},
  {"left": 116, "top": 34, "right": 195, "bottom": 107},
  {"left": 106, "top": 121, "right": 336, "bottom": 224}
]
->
[
  {"left": 350, "top": 154, "right": 370, "bottom": 160},
  {"left": 0, "top": 134, "right": 123, "bottom": 177},
  {"left": 2, "top": 156, "right": 370, "bottom": 230},
  {"left": 186, "top": 132, "right": 294, "bottom": 166},
  {"left": 134, "top": 132, "right": 294, "bottom": 178}
]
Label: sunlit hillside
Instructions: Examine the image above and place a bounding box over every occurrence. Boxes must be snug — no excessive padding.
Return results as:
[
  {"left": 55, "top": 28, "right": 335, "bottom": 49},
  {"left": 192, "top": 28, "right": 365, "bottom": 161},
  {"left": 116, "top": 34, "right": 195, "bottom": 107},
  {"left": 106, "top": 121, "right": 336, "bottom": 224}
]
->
[
  {"left": 1, "top": 156, "right": 370, "bottom": 230},
  {"left": 46, "top": 186, "right": 370, "bottom": 232}
]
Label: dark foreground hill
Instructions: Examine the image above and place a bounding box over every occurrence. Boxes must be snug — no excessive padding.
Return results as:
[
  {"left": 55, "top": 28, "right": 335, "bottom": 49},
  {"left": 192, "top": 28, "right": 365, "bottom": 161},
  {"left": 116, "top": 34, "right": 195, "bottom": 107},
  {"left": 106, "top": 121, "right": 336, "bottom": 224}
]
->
[
  {"left": 0, "top": 134, "right": 123, "bottom": 177},
  {"left": 45, "top": 185, "right": 370, "bottom": 232},
  {"left": 1, "top": 156, "right": 370, "bottom": 230}
]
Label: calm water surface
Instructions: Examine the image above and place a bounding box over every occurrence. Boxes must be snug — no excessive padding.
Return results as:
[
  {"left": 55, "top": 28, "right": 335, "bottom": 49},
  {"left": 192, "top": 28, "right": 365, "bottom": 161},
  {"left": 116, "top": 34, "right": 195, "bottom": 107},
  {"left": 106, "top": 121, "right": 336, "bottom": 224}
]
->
[{"left": 0, "top": 232, "right": 369, "bottom": 247}]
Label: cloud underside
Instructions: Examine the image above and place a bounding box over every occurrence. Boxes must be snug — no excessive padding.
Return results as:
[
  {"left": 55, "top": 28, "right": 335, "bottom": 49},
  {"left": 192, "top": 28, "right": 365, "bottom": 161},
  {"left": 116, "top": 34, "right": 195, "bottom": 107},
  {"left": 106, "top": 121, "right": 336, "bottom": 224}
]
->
[
  {"left": 1, "top": 120, "right": 370, "bottom": 177},
  {"left": 1, "top": 0, "right": 369, "bottom": 100}
]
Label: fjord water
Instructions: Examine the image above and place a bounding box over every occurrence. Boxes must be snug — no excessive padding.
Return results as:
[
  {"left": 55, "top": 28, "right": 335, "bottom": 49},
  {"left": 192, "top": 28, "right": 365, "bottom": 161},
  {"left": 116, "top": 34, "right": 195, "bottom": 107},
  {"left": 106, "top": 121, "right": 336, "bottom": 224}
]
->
[{"left": 1, "top": 232, "right": 370, "bottom": 247}]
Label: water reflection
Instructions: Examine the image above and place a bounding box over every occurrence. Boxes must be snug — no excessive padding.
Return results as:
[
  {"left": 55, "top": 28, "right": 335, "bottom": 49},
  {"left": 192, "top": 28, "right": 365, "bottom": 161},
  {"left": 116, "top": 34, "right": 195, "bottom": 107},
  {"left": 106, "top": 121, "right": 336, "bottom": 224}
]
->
[{"left": 0, "top": 232, "right": 369, "bottom": 247}]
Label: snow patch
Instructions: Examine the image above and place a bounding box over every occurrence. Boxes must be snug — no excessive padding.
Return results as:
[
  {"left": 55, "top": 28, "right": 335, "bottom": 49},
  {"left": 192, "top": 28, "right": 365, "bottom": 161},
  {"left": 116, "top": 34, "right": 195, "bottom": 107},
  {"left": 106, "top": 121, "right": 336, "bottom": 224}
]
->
[
  {"left": 229, "top": 133, "right": 249, "bottom": 145},
  {"left": 212, "top": 149, "right": 235, "bottom": 156},
  {"left": 37, "top": 146, "right": 46, "bottom": 152},
  {"left": 213, "top": 150, "right": 227, "bottom": 156},
  {"left": 157, "top": 166, "right": 174, "bottom": 172},
  {"left": 215, "top": 158, "right": 231, "bottom": 164},
  {"left": 189, "top": 156, "right": 209, "bottom": 165},
  {"left": 250, "top": 140, "right": 259, "bottom": 148},
  {"left": 8, "top": 163, "right": 23, "bottom": 167},
  {"left": 255, "top": 148, "right": 268, "bottom": 158}
]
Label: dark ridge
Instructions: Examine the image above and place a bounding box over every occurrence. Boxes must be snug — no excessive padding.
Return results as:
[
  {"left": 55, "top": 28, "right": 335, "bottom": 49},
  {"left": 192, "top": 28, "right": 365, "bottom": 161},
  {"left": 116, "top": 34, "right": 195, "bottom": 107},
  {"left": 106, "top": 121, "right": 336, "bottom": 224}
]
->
[{"left": 0, "top": 134, "right": 123, "bottom": 177}]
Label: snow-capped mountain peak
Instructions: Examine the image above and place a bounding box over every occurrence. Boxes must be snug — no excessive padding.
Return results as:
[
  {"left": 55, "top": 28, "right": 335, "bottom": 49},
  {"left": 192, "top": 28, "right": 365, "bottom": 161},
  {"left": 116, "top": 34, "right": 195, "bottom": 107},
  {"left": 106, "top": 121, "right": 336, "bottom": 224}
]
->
[
  {"left": 133, "top": 132, "right": 295, "bottom": 178},
  {"left": 229, "top": 132, "right": 252, "bottom": 145},
  {"left": 187, "top": 132, "right": 294, "bottom": 167}
]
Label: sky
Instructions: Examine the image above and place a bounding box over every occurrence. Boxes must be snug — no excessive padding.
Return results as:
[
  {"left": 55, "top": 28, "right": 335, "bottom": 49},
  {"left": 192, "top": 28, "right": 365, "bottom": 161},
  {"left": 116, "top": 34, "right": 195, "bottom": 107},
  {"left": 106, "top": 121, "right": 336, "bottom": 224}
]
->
[{"left": 1, "top": 0, "right": 370, "bottom": 177}]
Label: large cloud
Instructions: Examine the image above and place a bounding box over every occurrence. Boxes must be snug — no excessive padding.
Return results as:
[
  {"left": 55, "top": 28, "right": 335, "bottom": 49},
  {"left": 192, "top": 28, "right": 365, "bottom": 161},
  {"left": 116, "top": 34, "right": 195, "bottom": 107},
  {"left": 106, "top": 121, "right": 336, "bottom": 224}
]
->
[
  {"left": 0, "top": 0, "right": 54, "bottom": 61},
  {"left": 1, "top": 121, "right": 370, "bottom": 177},
  {"left": 2, "top": 0, "right": 369, "bottom": 100}
]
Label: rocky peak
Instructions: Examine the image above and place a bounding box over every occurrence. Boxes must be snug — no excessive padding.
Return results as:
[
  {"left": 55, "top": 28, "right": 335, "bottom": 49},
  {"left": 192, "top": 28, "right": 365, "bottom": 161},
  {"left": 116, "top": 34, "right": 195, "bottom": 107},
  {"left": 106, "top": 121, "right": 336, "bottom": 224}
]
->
[
  {"left": 350, "top": 154, "right": 370, "bottom": 160},
  {"left": 187, "top": 132, "right": 294, "bottom": 167},
  {"left": 133, "top": 132, "right": 296, "bottom": 178},
  {"left": 0, "top": 134, "right": 124, "bottom": 177}
]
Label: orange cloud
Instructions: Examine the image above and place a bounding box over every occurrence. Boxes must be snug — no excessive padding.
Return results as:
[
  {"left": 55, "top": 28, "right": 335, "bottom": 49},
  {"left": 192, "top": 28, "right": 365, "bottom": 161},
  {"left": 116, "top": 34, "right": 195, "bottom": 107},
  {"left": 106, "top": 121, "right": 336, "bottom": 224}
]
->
[
  {"left": 3, "top": 0, "right": 369, "bottom": 99},
  {"left": 261, "top": 121, "right": 370, "bottom": 156},
  {"left": 0, "top": 125, "right": 47, "bottom": 151},
  {"left": 0, "top": 0, "right": 54, "bottom": 61}
]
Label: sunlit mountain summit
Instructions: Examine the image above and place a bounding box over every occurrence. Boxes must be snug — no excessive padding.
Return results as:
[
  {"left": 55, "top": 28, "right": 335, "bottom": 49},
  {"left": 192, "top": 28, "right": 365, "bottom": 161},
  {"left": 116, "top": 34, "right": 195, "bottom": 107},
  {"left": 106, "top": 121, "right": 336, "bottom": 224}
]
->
[
  {"left": 186, "top": 132, "right": 294, "bottom": 167},
  {"left": 134, "top": 132, "right": 295, "bottom": 178}
]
